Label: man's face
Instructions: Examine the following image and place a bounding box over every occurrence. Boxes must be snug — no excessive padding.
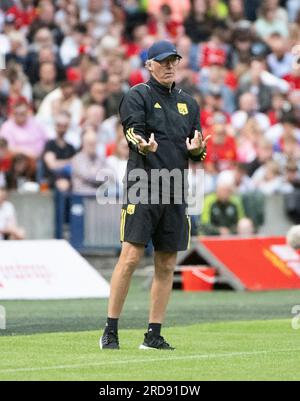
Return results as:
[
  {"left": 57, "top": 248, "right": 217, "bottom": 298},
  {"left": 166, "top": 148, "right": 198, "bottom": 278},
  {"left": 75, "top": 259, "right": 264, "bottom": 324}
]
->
[
  {"left": 83, "top": 136, "right": 97, "bottom": 157},
  {"left": 55, "top": 119, "right": 69, "bottom": 137},
  {"left": 107, "top": 75, "right": 122, "bottom": 94},
  {"left": 13, "top": 105, "right": 28, "bottom": 126},
  {"left": 116, "top": 138, "right": 129, "bottom": 160},
  {"left": 240, "top": 93, "right": 257, "bottom": 113},
  {"left": 85, "top": 106, "right": 105, "bottom": 127},
  {"left": 89, "top": 0, "right": 103, "bottom": 12},
  {"left": 216, "top": 185, "right": 233, "bottom": 203},
  {"left": 40, "top": 2, "right": 55, "bottom": 23},
  {"left": 213, "top": 124, "right": 227, "bottom": 143},
  {"left": 150, "top": 56, "right": 180, "bottom": 87},
  {"left": 39, "top": 47, "right": 55, "bottom": 63},
  {"left": 61, "top": 85, "right": 74, "bottom": 100},
  {"left": 40, "top": 63, "right": 56, "bottom": 83},
  {"left": 91, "top": 83, "right": 106, "bottom": 103}
]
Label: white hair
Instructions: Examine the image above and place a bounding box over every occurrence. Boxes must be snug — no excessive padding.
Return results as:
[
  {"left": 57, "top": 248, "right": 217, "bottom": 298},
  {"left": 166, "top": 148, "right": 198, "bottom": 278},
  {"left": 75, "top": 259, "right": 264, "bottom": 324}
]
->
[
  {"left": 286, "top": 225, "right": 300, "bottom": 249},
  {"left": 145, "top": 59, "right": 154, "bottom": 71},
  {"left": 216, "top": 170, "right": 236, "bottom": 189}
]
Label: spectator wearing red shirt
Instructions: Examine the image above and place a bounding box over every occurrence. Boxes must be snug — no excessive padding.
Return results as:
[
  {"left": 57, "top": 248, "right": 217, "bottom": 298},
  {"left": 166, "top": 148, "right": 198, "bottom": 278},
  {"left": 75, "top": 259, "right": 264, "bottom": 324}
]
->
[
  {"left": 267, "top": 92, "right": 290, "bottom": 126},
  {"left": 283, "top": 67, "right": 300, "bottom": 90},
  {"left": 204, "top": 113, "right": 238, "bottom": 173},
  {"left": 154, "top": 4, "right": 183, "bottom": 41},
  {"left": 200, "top": 87, "right": 231, "bottom": 129},
  {"left": 199, "top": 31, "right": 228, "bottom": 68},
  {"left": 6, "top": 0, "right": 38, "bottom": 30}
]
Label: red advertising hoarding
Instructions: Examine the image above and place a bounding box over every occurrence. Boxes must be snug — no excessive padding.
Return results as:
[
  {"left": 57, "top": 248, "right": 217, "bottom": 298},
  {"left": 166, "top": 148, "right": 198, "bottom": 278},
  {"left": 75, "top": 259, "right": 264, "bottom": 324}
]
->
[{"left": 199, "top": 236, "right": 300, "bottom": 291}]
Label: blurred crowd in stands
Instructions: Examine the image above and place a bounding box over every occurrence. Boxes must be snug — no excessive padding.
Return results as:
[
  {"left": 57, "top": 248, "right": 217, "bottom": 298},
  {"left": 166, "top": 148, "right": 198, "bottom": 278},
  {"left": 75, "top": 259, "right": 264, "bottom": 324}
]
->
[{"left": 1, "top": 0, "right": 300, "bottom": 240}]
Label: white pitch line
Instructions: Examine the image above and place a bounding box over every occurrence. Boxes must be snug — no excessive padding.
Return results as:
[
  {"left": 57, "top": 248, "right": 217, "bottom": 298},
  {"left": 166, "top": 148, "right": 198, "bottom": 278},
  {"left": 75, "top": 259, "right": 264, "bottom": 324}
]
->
[{"left": 1, "top": 348, "right": 300, "bottom": 375}]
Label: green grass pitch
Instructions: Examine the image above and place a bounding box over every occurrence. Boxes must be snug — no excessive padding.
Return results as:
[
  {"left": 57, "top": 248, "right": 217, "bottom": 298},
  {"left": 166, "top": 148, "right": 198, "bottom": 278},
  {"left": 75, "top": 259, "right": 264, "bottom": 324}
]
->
[{"left": 1, "top": 278, "right": 300, "bottom": 381}]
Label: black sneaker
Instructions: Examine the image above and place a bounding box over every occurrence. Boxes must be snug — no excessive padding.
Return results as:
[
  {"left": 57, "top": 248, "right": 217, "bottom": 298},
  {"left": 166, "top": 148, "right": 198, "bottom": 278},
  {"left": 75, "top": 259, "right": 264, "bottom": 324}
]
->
[
  {"left": 139, "top": 332, "right": 175, "bottom": 350},
  {"left": 99, "top": 330, "right": 120, "bottom": 350}
]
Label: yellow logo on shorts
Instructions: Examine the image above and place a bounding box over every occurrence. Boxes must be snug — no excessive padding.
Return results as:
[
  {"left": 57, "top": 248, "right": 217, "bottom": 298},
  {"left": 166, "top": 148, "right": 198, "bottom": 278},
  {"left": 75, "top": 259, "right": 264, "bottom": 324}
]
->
[
  {"left": 127, "top": 204, "right": 136, "bottom": 215},
  {"left": 177, "top": 103, "right": 188, "bottom": 115}
]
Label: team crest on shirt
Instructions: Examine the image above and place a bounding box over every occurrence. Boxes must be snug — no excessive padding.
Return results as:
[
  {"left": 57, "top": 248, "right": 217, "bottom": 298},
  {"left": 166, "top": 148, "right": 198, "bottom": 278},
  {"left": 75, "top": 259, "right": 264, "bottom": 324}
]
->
[
  {"left": 127, "top": 204, "right": 136, "bottom": 215},
  {"left": 177, "top": 103, "right": 188, "bottom": 115}
]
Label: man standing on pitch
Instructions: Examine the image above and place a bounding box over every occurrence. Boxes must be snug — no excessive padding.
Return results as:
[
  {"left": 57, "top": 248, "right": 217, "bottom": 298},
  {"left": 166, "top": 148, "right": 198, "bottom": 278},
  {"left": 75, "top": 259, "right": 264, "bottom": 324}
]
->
[{"left": 100, "top": 40, "right": 209, "bottom": 350}]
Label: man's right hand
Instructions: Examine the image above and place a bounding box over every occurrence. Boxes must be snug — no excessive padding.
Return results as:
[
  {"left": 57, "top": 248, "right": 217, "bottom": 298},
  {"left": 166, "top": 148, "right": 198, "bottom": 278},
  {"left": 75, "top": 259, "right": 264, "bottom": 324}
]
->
[{"left": 135, "top": 133, "right": 158, "bottom": 154}]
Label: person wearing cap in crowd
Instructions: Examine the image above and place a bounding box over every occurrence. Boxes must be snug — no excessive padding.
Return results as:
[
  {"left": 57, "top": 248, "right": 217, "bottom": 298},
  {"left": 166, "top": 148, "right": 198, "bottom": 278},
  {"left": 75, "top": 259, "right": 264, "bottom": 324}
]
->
[{"left": 100, "top": 39, "right": 209, "bottom": 351}]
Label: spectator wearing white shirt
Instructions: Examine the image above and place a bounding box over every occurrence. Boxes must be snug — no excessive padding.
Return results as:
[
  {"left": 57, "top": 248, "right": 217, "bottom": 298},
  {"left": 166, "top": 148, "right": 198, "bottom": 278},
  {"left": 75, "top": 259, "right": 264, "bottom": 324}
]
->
[
  {"left": 237, "top": 117, "right": 263, "bottom": 163},
  {"left": 267, "top": 33, "right": 293, "bottom": 78},
  {"left": 79, "top": 0, "right": 113, "bottom": 40},
  {"left": 82, "top": 104, "right": 105, "bottom": 134},
  {"left": 265, "top": 112, "right": 300, "bottom": 146},
  {"left": 99, "top": 115, "right": 119, "bottom": 146},
  {"left": 267, "top": 0, "right": 289, "bottom": 24},
  {"left": 287, "top": 0, "right": 300, "bottom": 22},
  {"left": 81, "top": 104, "right": 106, "bottom": 157},
  {"left": 37, "top": 80, "right": 83, "bottom": 149},
  {"left": 252, "top": 160, "right": 286, "bottom": 195},
  {"left": 283, "top": 159, "right": 300, "bottom": 192},
  {"left": 232, "top": 92, "right": 270, "bottom": 133},
  {"left": 238, "top": 59, "right": 290, "bottom": 112},
  {"left": 274, "top": 135, "right": 300, "bottom": 172},
  {"left": 0, "top": 186, "right": 24, "bottom": 240},
  {"left": 218, "top": 165, "right": 255, "bottom": 195},
  {"left": 59, "top": 23, "right": 90, "bottom": 66},
  {"left": 237, "top": 59, "right": 273, "bottom": 113},
  {"left": 71, "top": 128, "right": 108, "bottom": 194},
  {"left": 106, "top": 137, "right": 129, "bottom": 195},
  {"left": 254, "top": 2, "right": 289, "bottom": 40},
  {"left": 0, "top": 14, "right": 15, "bottom": 56}
]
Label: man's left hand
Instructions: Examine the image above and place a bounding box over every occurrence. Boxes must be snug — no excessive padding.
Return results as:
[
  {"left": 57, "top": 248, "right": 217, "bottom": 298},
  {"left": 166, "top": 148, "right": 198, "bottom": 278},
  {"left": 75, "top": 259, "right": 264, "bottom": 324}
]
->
[{"left": 186, "top": 130, "right": 211, "bottom": 156}]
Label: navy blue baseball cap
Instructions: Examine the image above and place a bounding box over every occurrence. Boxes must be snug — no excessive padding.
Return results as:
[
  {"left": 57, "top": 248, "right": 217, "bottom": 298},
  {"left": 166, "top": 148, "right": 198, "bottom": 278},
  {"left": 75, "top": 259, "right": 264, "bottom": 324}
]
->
[{"left": 147, "top": 40, "right": 182, "bottom": 61}]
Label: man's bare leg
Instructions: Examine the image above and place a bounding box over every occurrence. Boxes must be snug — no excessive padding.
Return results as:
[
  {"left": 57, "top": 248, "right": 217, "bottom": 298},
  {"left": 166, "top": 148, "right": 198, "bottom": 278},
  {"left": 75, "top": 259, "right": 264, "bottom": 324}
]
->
[
  {"left": 149, "top": 251, "right": 177, "bottom": 323},
  {"left": 139, "top": 251, "right": 177, "bottom": 350},
  {"left": 100, "top": 241, "right": 145, "bottom": 349},
  {"left": 108, "top": 241, "right": 145, "bottom": 318}
]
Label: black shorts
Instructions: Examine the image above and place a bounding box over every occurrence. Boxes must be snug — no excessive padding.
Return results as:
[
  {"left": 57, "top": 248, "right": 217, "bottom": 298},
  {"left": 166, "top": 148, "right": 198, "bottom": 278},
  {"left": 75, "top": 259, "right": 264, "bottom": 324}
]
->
[{"left": 120, "top": 202, "right": 191, "bottom": 252}]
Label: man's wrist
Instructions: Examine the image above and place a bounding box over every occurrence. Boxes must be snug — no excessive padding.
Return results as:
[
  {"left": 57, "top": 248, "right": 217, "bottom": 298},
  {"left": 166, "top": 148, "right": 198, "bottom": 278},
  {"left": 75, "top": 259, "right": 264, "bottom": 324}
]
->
[
  {"left": 189, "top": 148, "right": 201, "bottom": 156},
  {"left": 190, "top": 146, "right": 206, "bottom": 156},
  {"left": 189, "top": 146, "right": 207, "bottom": 161}
]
